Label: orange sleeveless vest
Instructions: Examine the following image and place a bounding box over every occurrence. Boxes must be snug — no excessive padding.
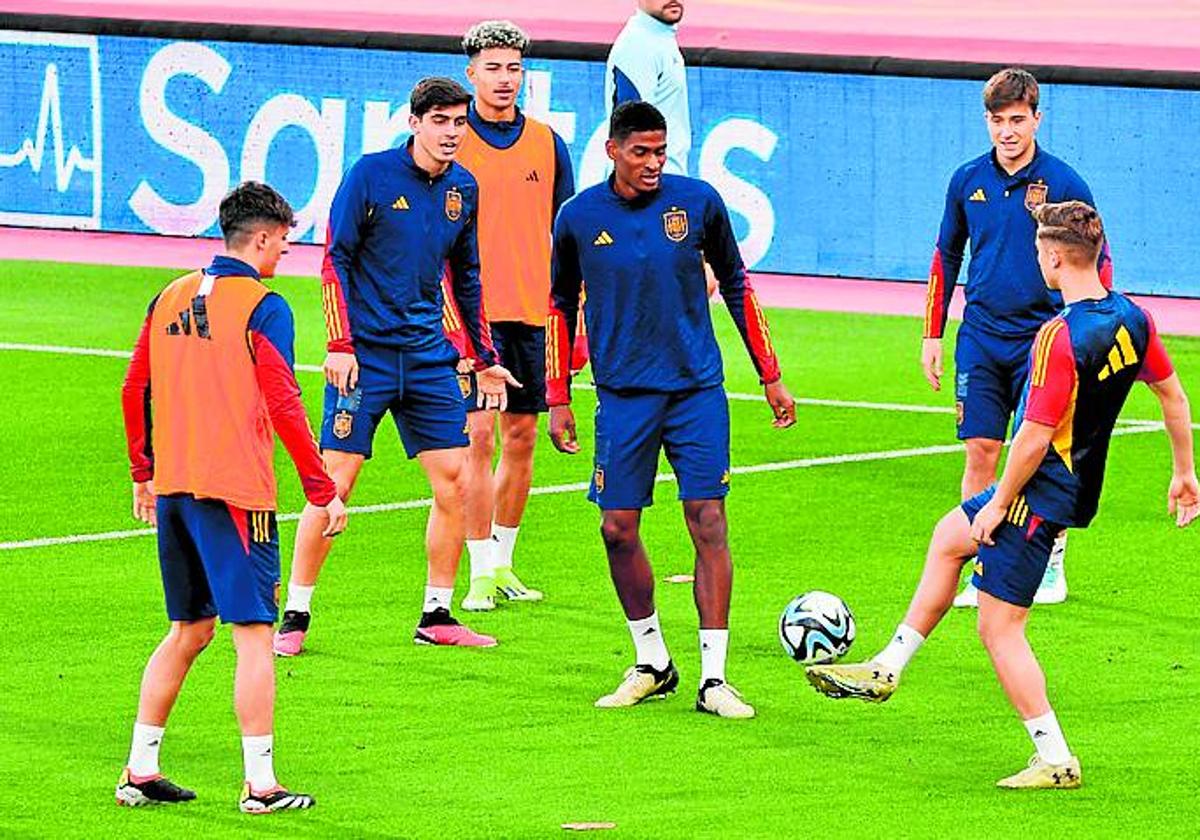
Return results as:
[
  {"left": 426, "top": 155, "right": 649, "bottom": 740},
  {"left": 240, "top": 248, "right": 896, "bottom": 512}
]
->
[
  {"left": 456, "top": 116, "right": 556, "bottom": 326},
  {"left": 149, "top": 271, "right": 277, "bottom": 510}
]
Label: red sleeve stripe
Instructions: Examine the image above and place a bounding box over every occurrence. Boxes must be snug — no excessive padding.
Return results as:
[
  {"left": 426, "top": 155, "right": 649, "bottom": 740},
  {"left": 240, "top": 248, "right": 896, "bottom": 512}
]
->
[
  {"left": 1031, "top": 320, "right": 1066, "bottom": 387},
  {"left": 924, "top": 249, "right": 945, "bottom": 338},
  {"left": 321, "top": 283, "right": 344, "bottom": 342},
  {"left": 320, "top": 222, "right": 354, "bottom": 351},
  {"left": 743, "top": 287, "right": 781, "bottom": 382},
  {"left": 545, "top": 309, "right": 572, "bottom": 404}
]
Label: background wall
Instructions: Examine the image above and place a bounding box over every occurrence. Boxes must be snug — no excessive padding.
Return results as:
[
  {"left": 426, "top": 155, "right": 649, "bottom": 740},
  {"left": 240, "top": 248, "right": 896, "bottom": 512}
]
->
[{"left": 2, "top": 29, "right": 1198, "bottom": 295}]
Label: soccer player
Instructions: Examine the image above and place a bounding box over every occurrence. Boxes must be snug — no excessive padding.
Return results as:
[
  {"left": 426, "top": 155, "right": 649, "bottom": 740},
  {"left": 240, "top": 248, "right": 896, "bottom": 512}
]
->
[
  {"left": 451, "top": 20, "right": 576, "bottom": 612},
  {"left": 922, "top": 68, "right": 1113, "bottom": 607},
  {"left": 273, "top": 78, "right": 518, "bottom": 655},
  {"left": 547, "top": 102, "right": 796, "bottom": 719},
  {"left": 810, "top": 201, "right": 1199, "bottom": 788},
  {"left": 117, "top": 182, "right": 348, "bottom": 812}
]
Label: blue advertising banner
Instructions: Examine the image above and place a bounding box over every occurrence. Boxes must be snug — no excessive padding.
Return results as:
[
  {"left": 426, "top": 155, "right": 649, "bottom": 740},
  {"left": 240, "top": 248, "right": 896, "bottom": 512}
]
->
[{"left": 2, "top": 30, "right": 1198, "bottom": 295}]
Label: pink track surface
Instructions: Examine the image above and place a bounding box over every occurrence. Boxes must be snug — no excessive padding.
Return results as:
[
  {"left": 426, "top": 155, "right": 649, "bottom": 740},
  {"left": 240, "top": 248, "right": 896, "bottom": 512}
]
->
[
  {"left": 7, "top": 0, "right": 1200, "bottom": 73},
  {"left": 5, "top": 227, "right": 1198, "bottom": 337}
]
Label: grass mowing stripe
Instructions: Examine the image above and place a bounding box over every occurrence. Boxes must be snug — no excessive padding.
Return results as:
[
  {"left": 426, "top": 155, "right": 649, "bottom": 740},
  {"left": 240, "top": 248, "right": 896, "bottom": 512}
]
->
[{"left": 0, "top": 426, "right": 1172, "bottom": 552}]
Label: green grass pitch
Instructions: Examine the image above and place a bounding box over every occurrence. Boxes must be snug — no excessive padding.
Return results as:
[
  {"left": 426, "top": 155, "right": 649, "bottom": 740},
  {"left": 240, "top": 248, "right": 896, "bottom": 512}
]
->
[{"left": 1, "top": 260, "right": 1198, "bottom": 838}]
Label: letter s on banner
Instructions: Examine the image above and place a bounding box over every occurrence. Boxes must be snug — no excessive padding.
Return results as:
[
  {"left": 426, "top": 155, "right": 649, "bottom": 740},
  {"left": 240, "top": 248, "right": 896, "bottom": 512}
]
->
[
  {"left": 699, "top": 118, "right": 777, "bottom": 269},
  {"left": 128, "top": 42, "right": 231, "bottom": 236}
]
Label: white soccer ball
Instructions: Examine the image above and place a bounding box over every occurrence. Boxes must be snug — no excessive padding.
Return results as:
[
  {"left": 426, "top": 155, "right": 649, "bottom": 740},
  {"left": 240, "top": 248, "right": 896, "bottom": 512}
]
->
[{"left": 779, "top": 590, "right": 856, "bottom": 665}]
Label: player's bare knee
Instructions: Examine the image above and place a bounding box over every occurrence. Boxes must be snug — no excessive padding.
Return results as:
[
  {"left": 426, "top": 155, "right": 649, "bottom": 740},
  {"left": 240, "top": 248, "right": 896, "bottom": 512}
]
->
[
  {"left": 501, "top": 418, "right": 538, "bottom": 460},
  {"left": 964, "top": 438, "right": 1002, "bottom": 476},
  {"left": 468, "top": 425, "right": 496, "bottom": 460},
  {"left": 600, "top": 515, "right": 638, "bottom": 553},
  {"left": 685, "top": 501, "right": 728, "bottom": 551},
  {"left": 976, "top": 608, "right": 1015, "bottom": 652},
  {"left": 173, "top": 619, "right": 215, "bottom": 657}
]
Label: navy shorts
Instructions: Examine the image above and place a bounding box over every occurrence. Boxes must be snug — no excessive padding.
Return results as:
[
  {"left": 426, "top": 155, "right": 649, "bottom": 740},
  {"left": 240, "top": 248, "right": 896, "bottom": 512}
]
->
[
  {"left": 589, "top": 385, "right": 731, "bottom": 510},
  {"left": 156, "top": 494, "right": 279, "bottom": 624},
  {"left": 954, "top": 326, "right": 1032, "bottom": 441},
  {"left": 320, "top": 341, "right": 468, "bottom": 459},
  {"left": 462, "top": 321, "right": 547, "bottom": 415},
  {"left": 962, "top": 485, "right": 1063, "bottom": 608}
]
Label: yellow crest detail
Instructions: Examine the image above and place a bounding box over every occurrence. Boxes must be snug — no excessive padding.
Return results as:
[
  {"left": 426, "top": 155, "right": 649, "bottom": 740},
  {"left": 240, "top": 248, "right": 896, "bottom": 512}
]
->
[
  {"left": 332, "top": 410, "right": 353, "bottom": 440},
  {"left": 457, "top": 373, "right": 472, "bottom": 399},
  {"left": 593, "top": 230, "right": 614, "bottom": 246},
  {"left": 663, "top": 208, "right": 688, "bottom": 242},
  {"left": 392, "top": 196, "right": 409, "bottom": 211},
  {"left": 445, "top": 188, "right": 463, "bottom": 222},
  {"left": 594, "top": 468, "right": 605, "bottom": 493},
  {"left": 968, "top": 188, "right": 987, "bottom": 202},
  {"left": 1024, "top": 182, "right": 1048, "bottom": 212}
]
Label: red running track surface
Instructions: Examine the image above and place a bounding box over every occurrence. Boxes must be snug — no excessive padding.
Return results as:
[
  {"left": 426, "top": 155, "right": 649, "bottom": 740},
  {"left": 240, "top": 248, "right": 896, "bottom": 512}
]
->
[
  {"left": 5, "top": 0, "right": 1200, "bottom": 73},
  {"left": 4, "top": 227, "right": 1198, "bottom": 336}
]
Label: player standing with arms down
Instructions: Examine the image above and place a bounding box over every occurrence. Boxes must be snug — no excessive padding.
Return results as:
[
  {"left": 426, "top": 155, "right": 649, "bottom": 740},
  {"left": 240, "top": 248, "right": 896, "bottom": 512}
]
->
[
  {"left": 922, "top": 68, "right": 1113, "bottom": 607},
  {"left": 118, "top": 182, "right": 348, "bottom": 813},
  {"left": 811, "top": 202, "right": 1198, "bottom": 788},
  {"left": 273, "top": 78, "right": 518, "bottom": 655},
  {"left": 452, "top": 20, "right": 576, "bottom": 611},
  {"left": 547, "top": 102, "right": 796, "bottom": 719}
]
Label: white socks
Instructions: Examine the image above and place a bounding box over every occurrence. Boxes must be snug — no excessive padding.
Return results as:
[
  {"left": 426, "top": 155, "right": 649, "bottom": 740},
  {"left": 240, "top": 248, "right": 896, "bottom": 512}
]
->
[
  {"left": 1024, "top": 710, "right": 1072, "bottom": 765},
  {"left": 874, "top": 623, "right": 926, "bottom": 673},
  {"left": 127, "top": 722, "right": 164, "bottom": 777},
  {"left": 628, "top": 612, "right": 671, "bottom": 670},
  {"left": 285, "top": 582, "right": 314, "bottom": 613},
  {"left": 699, "top": 629, "right": 728, "bottom": 684},
  {"left": 423, "top": 585, "right": 454, "bottom": 613},
  {"left": 466, "top": 538, "right": 494, "bottom": 580},
  {"left": 242, "top": 734, "right": 277, "bottom": 793},
  {"left": 492, "top": 524, "right": 519, "bottom": 570}
]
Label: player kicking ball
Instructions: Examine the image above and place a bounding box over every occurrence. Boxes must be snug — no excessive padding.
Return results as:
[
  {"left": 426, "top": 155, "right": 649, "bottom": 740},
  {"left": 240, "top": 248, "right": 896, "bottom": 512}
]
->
[
  {"left": 548, "top": 102, "right": 796, "bottom": 719},
  {"left": 808, "top": 201, "right": 1199, "bottom": 787}
]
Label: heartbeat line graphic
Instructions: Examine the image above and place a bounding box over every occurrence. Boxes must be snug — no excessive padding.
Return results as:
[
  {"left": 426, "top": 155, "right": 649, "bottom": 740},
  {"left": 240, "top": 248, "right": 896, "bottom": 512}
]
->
[{"left": 0, "top": 62, "right": 98, "bottom": 192}]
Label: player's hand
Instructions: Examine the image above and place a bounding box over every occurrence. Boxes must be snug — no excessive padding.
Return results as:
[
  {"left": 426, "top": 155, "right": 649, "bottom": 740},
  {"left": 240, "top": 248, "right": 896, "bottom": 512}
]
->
[
  {"left": 324, "top": 352, "right": 359, "bottom": 397},
  {"left": 476, "top": 364, "right": 522, "bottom": 411},
  {"left": 1167, "top": 471, "right": 1200, "bottom": 527},
  {"left": 764, "top": 379, "right": 796, "bottom": 428},
  {"left": 455, "top": 357, "right": 474, "bottom": 375},
  {"left": 321, "top": 495, "right": 349, "bottom": 538},
  {"left": 969, "top": 498, "right": 1005, "bottom": 546},
  {"left": 549, "top": 405, "right": 580, "bottom": 454},
  {"left": 921, "top": 338, "right": 943, "bottom": 391},
  {"left": 132, "top": 481, "right": 157, "bottom": 527}
]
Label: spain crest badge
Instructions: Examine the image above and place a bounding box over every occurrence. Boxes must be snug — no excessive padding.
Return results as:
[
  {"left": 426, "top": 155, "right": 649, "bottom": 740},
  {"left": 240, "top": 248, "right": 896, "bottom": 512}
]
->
[
  {"left": 1024, "top": 181, "right": 1048, "bottom": 212},
  {"left": 457, "top": 373, "right": 472, "bottom": 399},
  {"left": 332, "top": 410, "right": 354, "bottom": 440},
  {"left": 663, "top": 207, "right": 688, "bottom": 242},
  {"left": 445, "top": 188, "right": 463, "bottom": 222}
]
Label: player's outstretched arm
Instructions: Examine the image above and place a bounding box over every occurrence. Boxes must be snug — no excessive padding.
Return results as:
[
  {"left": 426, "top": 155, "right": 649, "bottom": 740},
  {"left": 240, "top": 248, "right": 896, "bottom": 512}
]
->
[{"left": 1147, "top": 373, "right": 1200, "bottom": 526}]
